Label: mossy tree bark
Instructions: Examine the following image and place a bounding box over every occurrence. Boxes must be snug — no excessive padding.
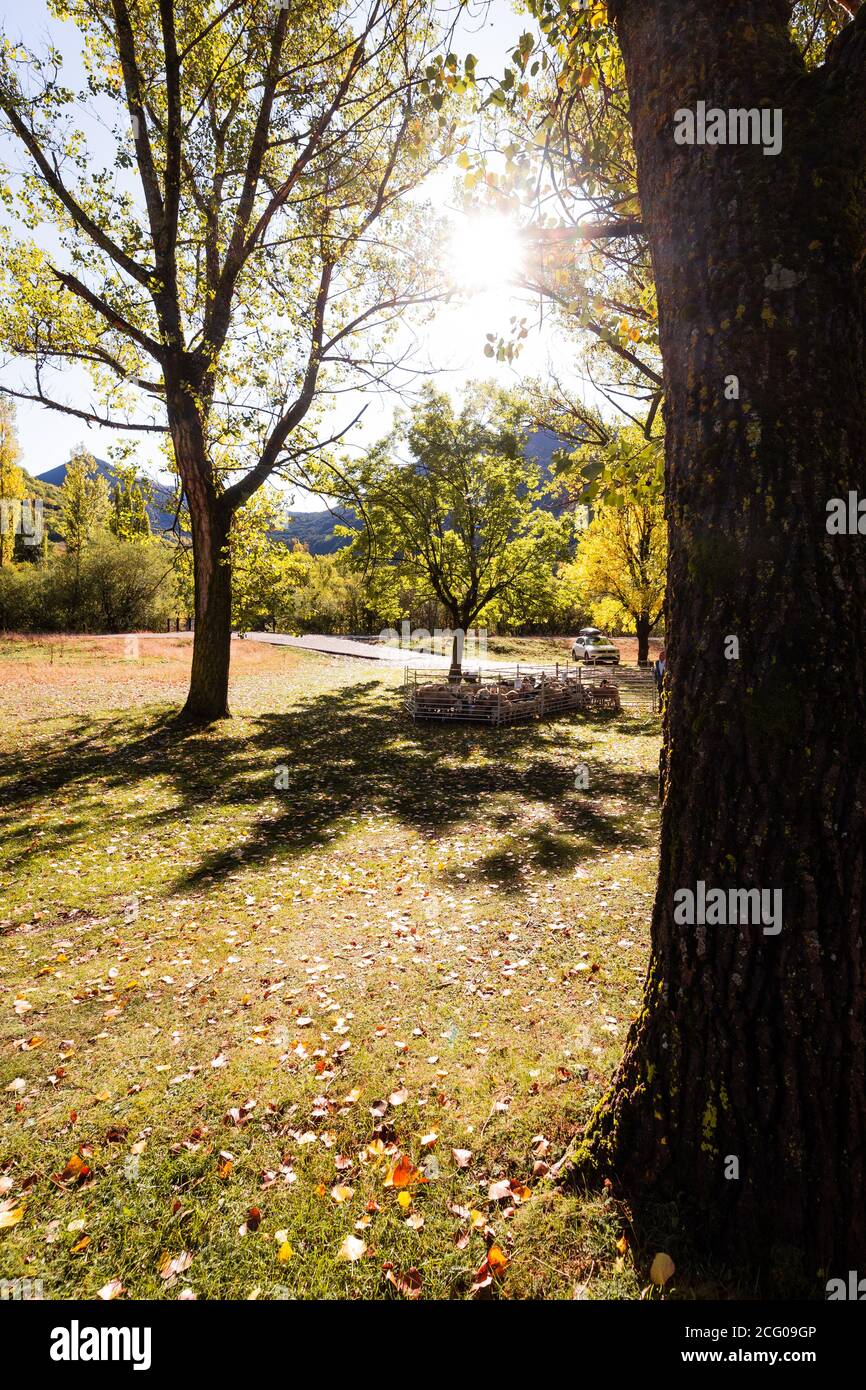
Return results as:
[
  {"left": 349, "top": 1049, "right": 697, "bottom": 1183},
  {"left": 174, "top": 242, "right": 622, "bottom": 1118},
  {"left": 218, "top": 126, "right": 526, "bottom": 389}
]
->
[{"left": 579, "top": 0, "right": 866, "bottom": 1279}]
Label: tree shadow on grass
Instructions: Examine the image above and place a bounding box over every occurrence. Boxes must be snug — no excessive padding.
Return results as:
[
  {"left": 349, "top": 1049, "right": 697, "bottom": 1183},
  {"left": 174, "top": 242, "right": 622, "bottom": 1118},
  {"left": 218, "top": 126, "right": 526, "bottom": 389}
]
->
[{"left": 0, "top": 679, "right": 658, "bottom": 896}]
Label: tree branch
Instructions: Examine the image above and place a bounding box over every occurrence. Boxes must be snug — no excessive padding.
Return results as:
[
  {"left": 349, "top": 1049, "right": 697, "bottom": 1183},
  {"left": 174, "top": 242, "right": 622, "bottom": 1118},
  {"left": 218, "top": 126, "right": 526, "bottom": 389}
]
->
[
  {"left": 523, "top": 217, "right": 644, "bottom": 245},
  {"left": 48, "top": 268, "right": 163, "bottom": 361},
  {"left": 0, "top": 97, "right": 152, "bottom": 289},
  {"left": 222, "top": 261, "right": 333, "bottom": 512},
  {"left": 0, "top": 384, "right": 167, "bottom": 432}
]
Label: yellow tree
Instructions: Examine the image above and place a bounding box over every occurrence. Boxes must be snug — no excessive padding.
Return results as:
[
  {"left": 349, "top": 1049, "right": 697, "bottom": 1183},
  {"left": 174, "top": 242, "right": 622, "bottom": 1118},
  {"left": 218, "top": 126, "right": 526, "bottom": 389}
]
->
[
  {"left": 575, "top": 497, "right": 666, "bottom": 664},
  {"left": 0, "top": 397, "right": 26, "bottom": 566}
]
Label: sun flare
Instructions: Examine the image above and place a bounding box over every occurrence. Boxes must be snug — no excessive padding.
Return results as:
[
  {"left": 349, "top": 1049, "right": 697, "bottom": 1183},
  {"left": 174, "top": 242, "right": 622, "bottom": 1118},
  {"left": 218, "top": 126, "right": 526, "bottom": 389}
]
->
[{"left": 448, "top": 214, "right": 523, "bottom": 293}]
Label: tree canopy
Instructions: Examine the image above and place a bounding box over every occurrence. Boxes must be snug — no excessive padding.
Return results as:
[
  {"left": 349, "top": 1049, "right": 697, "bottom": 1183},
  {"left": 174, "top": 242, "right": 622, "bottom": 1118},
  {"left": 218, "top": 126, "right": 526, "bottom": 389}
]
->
[{"left": 333, "top": 382, "right": 571, "bottom": 635}]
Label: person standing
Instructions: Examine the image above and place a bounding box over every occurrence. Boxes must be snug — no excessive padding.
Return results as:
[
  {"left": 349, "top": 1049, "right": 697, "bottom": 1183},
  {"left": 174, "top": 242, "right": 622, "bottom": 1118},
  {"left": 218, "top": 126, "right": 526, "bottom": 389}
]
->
[{"left": 653, "top": 646, "right": 667, "bottom": 708}]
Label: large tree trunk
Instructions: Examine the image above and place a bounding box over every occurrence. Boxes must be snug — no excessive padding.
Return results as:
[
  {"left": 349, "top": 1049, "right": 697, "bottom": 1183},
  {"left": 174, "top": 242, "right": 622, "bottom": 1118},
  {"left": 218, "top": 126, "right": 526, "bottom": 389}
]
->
[
  {"left": 577, "top": 0, "right": 866, "bottom": 1283},
  {"left": 170, "top": 392, "right": 233, "bottom": 722},
  {"left": 635, "top": 612, "right": 651, "bottom": 665},
  {"left": 184, "top": 499, "right": 232, "bottom": 720}
]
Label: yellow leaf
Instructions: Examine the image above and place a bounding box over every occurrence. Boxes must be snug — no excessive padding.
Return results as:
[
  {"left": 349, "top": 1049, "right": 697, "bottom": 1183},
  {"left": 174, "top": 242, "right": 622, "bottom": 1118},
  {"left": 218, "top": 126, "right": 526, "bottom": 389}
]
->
[
  {"left": 277, "top": 1241, "right": 293, "bottom": 1263},
  {"left": 0, "top": 1205, "right": 24, "bottom": 1229}
]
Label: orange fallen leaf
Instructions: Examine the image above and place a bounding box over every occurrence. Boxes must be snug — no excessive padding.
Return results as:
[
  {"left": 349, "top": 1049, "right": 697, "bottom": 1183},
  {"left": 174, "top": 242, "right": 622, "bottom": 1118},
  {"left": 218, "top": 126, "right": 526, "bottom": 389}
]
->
[
  {"left": 471, "top": 1243, "right": 510, "bottom": 1295},
  {"left": 384, "top": 1154, "right": 428, "bottom": 1189}
]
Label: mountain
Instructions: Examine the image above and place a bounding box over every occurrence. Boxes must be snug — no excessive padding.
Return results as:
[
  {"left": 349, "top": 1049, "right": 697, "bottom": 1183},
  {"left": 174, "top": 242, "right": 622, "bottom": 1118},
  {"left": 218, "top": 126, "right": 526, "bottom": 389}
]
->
[
  {"left": 34, "top": 456, "right": 351, "bottom": 553},
  {"left": 275, "top": 508, "right": 356, "bottom": 555},
  {"left": 32, "top": 428, "right": 587, "bottom": 555},
  {"left": 35, "top": 458, "right": 179, "bottom": 535}
]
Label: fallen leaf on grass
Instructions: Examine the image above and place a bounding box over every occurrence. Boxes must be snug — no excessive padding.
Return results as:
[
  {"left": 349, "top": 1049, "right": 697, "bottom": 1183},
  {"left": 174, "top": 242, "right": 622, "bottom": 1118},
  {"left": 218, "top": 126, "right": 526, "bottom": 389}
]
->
[
  {"left": 60, "top": 1153, "right": 90, "bottom": 1184},
  {"left": 239, "top": 1207, "right": 262, "bottom": 1236},
  {"left": 384, "top": 1154, "right": 428, "bottom": 1189},
  {"left": 338, "top": 1234, "right": 367, "bottom": 1262},
  {"left": 488, "top": 1176, "right": 531, "bottom": 1204},
  {"left": 471, "top": 1243, "right": 510, "bottom": 1295},
  {"left": 159, "top": 1251, "right": 193, "bottom": 1282},
  {"left": 452, "top": 1148, "right": 472, "bottom": 1168},
  {"left": 217, "top": 1152, "right": 234, "bottom": 1180},
  {"left": 97, "top": 1280, "right": 125, "bottom": 1300},
  {"left": 384, "top": 1265, "right": 422, "bottom": 1299},
  {"left": 650, "top": 1252, "right": 675, "bottom": 1286}
]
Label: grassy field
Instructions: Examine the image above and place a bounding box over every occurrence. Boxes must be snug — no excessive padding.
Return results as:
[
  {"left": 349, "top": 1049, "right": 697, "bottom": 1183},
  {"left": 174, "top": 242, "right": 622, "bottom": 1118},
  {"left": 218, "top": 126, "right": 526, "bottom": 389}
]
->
[{"left": 0, "top": 634, "right": 668, "bottom": 1301}]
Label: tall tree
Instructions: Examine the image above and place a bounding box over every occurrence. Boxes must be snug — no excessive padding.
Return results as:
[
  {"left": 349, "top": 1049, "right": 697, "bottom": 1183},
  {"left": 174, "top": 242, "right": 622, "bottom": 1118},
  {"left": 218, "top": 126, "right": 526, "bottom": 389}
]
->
[
  {"left": 109, "top": 461, "right": 153, "bottom": 542},
  {"left": 59, "top": 449, "right": 111, "bottom": 558},
  {"left": 566, "top": 425, "right": 665, "bottom": 662},
  {"left": 333, "top": 382, "right": 569, "bottom": 664},
  {"left": 0, "top": 0, "right": 458, "bottom": 718},
  {"left": 58, "top": 447, "right": 111, "bottom": 618},
  {"left": 540, "top": 0, "right": 866, "bottom": 1284},
  {"left": 576, "top": 498, "right": 666, "bottom": 663},
  {"left": 0, "top": 397, "right": 26, "bottom": 566}
]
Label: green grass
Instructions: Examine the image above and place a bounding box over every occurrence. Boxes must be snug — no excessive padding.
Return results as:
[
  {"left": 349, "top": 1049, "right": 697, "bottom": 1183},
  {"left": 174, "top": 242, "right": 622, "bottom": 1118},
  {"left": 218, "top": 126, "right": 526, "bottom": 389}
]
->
[{"left": 0, "top": 636, "right": 665, "bottom": 1300}]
